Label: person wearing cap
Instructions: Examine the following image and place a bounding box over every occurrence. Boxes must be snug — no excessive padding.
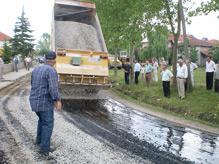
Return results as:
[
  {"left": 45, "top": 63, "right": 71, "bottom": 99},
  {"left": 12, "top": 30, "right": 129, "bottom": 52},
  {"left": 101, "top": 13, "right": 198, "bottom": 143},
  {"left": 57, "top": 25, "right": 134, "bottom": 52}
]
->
[
  {"left": 176, "top": 59, "right": 188, "bottom": 99},
  {"left": 29, "top": 51, "right": 62, "bottom": 155}
]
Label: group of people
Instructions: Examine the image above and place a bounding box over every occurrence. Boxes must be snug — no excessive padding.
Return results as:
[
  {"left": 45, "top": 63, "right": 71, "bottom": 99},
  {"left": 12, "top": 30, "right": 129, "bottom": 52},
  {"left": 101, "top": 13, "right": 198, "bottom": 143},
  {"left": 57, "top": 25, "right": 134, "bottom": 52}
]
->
[
  {"left": 123, "top": 56, "right": 219, "bottom": 99},
  {"left": 13, "top": 55, "right": 32, "bottom": 72},
  {"left": 124, "top": 58, "right": 160, "bottom": 87}
]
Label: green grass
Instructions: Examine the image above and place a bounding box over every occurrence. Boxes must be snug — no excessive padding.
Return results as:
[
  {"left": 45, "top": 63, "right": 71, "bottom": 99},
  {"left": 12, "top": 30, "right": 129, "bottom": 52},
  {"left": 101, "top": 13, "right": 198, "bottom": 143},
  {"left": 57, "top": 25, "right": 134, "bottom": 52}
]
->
[{"left": 109, "top": 68, "right": 219, "bottom": 127}]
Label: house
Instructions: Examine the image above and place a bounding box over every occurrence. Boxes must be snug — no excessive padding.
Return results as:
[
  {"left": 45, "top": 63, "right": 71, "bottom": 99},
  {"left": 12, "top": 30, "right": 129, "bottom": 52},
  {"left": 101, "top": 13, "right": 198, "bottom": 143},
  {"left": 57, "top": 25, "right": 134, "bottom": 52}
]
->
[
  {"left": 168, "top": 35, "right": 219, "bottom": 66},
  {"left": 0, "top": 32, "right": 11, "bottom": 56}
]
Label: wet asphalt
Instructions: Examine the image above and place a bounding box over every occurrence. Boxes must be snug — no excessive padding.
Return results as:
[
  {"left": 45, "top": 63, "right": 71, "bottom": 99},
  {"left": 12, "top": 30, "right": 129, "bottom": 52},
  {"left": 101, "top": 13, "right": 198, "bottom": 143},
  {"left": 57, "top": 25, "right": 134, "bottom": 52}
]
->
[{"left": 62, "top": 98, "right": 219, "bottom": 164}]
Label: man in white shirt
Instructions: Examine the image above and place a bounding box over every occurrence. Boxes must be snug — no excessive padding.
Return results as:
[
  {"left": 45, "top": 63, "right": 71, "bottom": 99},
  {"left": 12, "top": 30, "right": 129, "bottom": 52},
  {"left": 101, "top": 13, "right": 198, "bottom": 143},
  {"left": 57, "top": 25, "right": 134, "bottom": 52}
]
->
[
  {"left": 177, "top": 59, "right": 188, "bottom": 99},
  {"left": 186, "top": 59, "right": 198, "bottom": 87},
  {"left": 25, "top": 56, "right": 32, "bottom": 71},
  {"left": 206, "top": 56, "right": 216, "bottom": 90},
  {"left": 161, "top": 63, "right": 173, "bottom": 97},
  {"left": 134, "top": 61, "right": 141, "bottom": 84}
]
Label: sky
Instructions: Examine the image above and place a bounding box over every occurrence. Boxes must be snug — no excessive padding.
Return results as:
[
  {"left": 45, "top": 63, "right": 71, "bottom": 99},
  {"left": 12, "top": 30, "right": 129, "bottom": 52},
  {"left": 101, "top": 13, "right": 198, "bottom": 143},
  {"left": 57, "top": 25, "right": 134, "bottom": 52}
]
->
[{"left": 0, "top": 0, "right": 219, "bottom": 43}]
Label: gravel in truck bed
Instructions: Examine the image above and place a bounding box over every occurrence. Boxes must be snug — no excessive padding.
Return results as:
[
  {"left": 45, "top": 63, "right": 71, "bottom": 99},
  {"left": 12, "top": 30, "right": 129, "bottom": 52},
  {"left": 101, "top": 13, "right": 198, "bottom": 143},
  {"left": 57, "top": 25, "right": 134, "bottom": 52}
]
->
[{"left": 55, "top": 21, "right": 102, "bottom": 51}]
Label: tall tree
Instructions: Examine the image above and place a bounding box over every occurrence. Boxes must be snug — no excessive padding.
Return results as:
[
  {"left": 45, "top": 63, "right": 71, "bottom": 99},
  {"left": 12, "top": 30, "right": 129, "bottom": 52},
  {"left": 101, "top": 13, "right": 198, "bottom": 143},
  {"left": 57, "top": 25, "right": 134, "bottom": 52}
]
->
[
  {"left": 35, "top": 33, "right": 51, "bottom": 56},
  {"left": 93, "top": 0, "right": 164, "bottom": 78},
  {"left": 2, "top": 41, "right": 12, "bottom": 64},
  {"left": 11, "top": 8, "right": 35, "bottom": 58},
  {"left": 164, "top": 0, "right": 181, "bottom": 86},
  {"left": 146, "top": 31, "right": 170, "bottom": 60}
]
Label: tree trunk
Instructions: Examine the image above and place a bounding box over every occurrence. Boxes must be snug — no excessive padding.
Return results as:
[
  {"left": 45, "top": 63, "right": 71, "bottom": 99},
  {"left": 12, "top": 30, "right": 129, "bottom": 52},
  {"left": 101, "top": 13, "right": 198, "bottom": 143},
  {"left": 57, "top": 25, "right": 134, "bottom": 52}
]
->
[
  {"left": 165, "top": 0, "right": 181, "bottom": 87},
  {"left": 172, "top": 35, "right": 178, "bottom": 87},
  {"left": 179, "top": 0, "right": 192, "bottom": 91},
  {"left": 113, "top": 49, "right": 118, "bottom": 77},
  {"left": 130, "top": 45, "right": 135, "bottom": 83}
]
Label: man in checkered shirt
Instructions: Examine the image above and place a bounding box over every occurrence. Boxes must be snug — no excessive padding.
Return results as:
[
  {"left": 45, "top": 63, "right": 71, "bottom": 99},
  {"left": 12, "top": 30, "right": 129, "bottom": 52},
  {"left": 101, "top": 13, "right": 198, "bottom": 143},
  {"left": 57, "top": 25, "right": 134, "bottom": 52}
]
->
[{"left": 29, "top": 51, "right": 62, "bottom": 155}]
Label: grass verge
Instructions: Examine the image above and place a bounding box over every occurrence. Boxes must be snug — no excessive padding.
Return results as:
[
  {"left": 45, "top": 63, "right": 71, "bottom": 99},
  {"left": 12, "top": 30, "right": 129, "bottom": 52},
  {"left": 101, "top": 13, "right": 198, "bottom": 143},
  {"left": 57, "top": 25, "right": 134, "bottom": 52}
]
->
[{"left": 109, "top": 68, "right": 219, "bottom": 127}]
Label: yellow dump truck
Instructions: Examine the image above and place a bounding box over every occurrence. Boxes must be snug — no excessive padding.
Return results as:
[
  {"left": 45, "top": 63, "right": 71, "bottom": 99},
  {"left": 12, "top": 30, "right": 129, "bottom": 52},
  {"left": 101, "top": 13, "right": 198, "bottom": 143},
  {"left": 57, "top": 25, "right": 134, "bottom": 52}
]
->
[{"left": 52, "top": 0, "right": 110, "bottom": 99}]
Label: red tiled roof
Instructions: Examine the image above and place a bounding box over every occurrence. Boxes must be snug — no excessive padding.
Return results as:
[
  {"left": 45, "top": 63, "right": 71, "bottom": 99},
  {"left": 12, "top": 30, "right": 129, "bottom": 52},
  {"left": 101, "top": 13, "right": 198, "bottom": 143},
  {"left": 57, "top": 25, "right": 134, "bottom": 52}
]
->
[
  {"left": 168, "top": 34, "right": 213, "bottom": 47},
  {"left": 0, "top": 32, "right": 11, "bottom": 41}
]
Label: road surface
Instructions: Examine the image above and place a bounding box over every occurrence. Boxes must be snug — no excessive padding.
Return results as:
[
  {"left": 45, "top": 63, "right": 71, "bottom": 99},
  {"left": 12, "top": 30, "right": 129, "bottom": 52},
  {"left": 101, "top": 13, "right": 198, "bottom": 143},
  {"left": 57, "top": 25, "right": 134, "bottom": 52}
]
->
[{"left": 0, "top": 77, "right": 219, "bottom": 163}]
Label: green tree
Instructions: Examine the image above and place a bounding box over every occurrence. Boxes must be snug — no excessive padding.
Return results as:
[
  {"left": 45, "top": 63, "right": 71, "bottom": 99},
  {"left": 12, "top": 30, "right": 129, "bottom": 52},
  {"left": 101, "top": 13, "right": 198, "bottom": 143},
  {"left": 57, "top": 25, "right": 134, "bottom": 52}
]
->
[
  {"left": 92, "top": 0, "right": 165, "bottom": 78},
  {"left": 210, "top": 47, "right": 219, "bottom": 63},
  {"left": 146, "top": 31, "right": 170, "bottom": 60},
  {"left": 11, "top": 9, "right": 35, "bottom": 58},
  {"left": 196, "top": 0, "right": 219, "bottom": 14},
  {"left": 190, "top": 46, "right": 198, "bottom": 63},
  {"left": 2, "top": 41, "right": 12, "bottom": 64},
  {"left": 35, "top": 33, "right": 51, "bottom": 56}
]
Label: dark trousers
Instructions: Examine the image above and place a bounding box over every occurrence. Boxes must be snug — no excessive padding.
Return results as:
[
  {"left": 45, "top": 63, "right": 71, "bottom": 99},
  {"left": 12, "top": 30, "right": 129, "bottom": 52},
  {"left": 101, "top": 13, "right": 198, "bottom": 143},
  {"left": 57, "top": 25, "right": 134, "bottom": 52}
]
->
[
  {"left": 124, "top": 72, "right": 130, "bottom": 84},
  {"left": 135, "top": 71, "right": 140, "bottom": 84},
  {"left": 206, "top": 72, "right": 214, "bottom": 90},
  {"left": 215, "top": 79, "right": 219, "bottom": 93},
  {"left": 162, "top": 81, "right": 170, "bottom": 97},
  {"left": 36, "top": 110, "right": 54, "bottom": 152}
]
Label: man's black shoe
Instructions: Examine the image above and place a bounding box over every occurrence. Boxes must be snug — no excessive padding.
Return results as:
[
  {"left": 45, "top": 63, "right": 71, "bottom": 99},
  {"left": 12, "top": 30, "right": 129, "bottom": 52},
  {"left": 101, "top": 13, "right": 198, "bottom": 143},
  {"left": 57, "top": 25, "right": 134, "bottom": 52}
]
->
[{"left": 38, "top": 145, "right": 57, "bottom": 154}]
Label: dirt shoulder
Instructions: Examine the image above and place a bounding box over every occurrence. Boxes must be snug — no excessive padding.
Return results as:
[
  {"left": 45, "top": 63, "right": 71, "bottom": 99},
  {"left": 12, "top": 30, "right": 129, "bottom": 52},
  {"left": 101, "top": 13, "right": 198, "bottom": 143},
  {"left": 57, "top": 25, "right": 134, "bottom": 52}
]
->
[{"left": 103, "top": 90, "right": 219, "bottom": 135}]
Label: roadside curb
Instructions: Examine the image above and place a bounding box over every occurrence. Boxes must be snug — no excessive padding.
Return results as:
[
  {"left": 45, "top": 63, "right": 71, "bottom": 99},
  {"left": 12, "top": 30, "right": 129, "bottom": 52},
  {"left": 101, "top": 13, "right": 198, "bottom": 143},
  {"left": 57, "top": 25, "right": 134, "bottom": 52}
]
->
[
  {"left": 0, "top": 72, "right": 31, "bottom": 92},
  {"left": 106, "top": 90, "right": 219, "bottom": 135}
]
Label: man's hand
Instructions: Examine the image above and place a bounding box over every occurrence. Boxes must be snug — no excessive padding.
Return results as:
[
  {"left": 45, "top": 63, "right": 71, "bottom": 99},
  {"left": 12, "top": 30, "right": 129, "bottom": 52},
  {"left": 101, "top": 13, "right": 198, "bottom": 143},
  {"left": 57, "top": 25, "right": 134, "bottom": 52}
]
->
[{"left": 55, "top": 100, "right": 62, "bottom": 112}]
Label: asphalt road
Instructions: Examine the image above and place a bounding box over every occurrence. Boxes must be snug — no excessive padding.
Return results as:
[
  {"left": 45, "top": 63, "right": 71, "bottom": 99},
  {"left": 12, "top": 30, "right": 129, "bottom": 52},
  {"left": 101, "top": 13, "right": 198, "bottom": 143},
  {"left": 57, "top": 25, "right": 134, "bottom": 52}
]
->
[{"left": 0, "top": 77, "right": 219, "bottom": 163}]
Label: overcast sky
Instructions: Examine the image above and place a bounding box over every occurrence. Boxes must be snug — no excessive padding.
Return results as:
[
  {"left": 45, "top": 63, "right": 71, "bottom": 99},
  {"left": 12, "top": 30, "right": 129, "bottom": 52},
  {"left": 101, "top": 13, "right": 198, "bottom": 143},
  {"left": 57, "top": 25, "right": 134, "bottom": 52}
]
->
[{"left": 0, "top": 0, "right": 219, "bottom": 42}]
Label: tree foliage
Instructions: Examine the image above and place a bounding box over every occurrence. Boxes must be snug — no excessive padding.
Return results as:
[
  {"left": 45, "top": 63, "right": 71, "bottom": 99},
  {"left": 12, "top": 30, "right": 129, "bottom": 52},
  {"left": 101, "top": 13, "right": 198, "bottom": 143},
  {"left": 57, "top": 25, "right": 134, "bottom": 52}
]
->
[
  {"left": 210, "top": 46, "right": 219, "bottom": 63},
  {"left": 147, "top": 31, "right": 170, "bottom": 59},
  {"left": 190, "top": 46, "right": 198, "bottom": 63},
  {"left": 2, "top": 41, "right": 12, "bottom": 64},
  {"left": 196, "top": 0, "right": 219, "bottom": 15},
  {"left": 35, "top": 33, "right": 50, "bottom": 56},
  {"left": 11, "top": 9, "right": 35, "bottom": 59},
  {"left": 92, "top": 0, "right": 165, "bottom": 52}
]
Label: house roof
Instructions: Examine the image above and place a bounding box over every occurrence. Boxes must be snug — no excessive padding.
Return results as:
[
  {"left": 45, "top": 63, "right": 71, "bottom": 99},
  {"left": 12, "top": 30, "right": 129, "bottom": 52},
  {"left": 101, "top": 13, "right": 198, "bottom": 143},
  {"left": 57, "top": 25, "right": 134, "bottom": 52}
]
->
[
  {"left": 168, "top": 34, "right": 214, "bottom": 47},
  {"left": 0, "top": 32, "right": 11, "bottom": 41},
  {"left": 208, "top": 39, "right": 219, "bottom": 46},
  {"left": 200, "top": 48, "right": 211, "bottom": 57}
]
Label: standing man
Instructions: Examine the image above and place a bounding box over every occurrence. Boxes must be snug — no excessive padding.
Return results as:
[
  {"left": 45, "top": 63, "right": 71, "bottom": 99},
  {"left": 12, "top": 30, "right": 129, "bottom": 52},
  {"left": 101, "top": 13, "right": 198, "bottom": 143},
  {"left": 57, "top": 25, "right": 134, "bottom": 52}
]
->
[
  {"left": 25, "top": 56, "right": 32, "bottom": 71},
  {"left": 206, "top": 56, "right": 216, "bottom": 90},
  {"left": 176, "top": 59, "right": 188, "bottom": 99},
  {"left": 29, "top": 51, "right": 62, "bottom": 155},
  {"left": 186, "top": 59, "right": 198, "bottom": 87},
  {"left": 0, "top": 56, "right": 4, "bottom": 81},
  {"left": 152, "top": 58, "right": 159, "bottom": 82},
  {"left": 144, "top": 60, "right": 153, "bottom": 87},
  {"left": 134, "top": 60, "right": 141, "bottom": 84},
  {"left": 123, "top": 61, "right": 132, "bottom": 84},
  {"left": 215, "top": 62, "right": 219, "bottom": 93},
  {"left": 13, "top": 56, "right": 19, "bottom": 72},
  {"left": 161, "top": 63, "right": 173, "bottom": 97}
]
